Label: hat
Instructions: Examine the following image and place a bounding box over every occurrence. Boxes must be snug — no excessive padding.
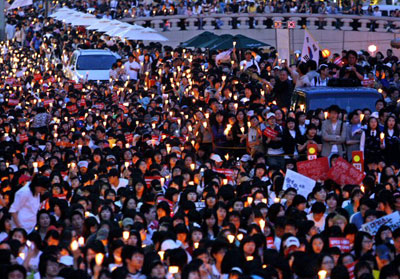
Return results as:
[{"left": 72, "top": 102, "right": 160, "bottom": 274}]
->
[
  {"left": 370, "top": 111, "right": 379, "bottom": 119},
  {"left": 247, "top": 110, "right": 255, "bottom": 117},
  {"left": 210, "top": 154, "right": 223, "bottom": 163},
  {"left": 96, "top": 228, "right": 109, "bottom": 241},
  {"left": 77, "top": 161, "right": 88, "bottom": 169},
  {"left": 161, "top": 239, "right": 180, "bottom": 251},
  {"left": 241, "top": 154, "right": 252, "bottom": 162},
  {"left": 106, "top": 154, "right": 116, "bottom": 161},
  {"left": 273, "top": 66, "right": 281, "bottom": 70},
  {"left": 231, "top": 267, "right": 243, "bottom": 274},
  {"left": 18, "top": 174, "right": 32, "bottom": 185},
  {"left": 376, "top": 244, "right": 391, "bottom": 261},
  {"left": 59, "top": 255, "right": 74, "bottom": 266},
  {"left": 266, "top": 112, "right": 276, "bottom": 119},
  {"left": 122, "top": 217, "right": 134, "bottom": 227},
  {"left": 284, "top": 236, "right": 300, "bottom": 249}
]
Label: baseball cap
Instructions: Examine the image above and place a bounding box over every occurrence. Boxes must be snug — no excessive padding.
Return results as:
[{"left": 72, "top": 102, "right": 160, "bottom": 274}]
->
[
  {"left": 210, "top": 154, "right": 223, "bottom": 163},
  {"left": 267, "top": 112, "right": 276, "bottom": 119},
  {"left": 284, "top": 236, "right": 300, "bottom": 249}
]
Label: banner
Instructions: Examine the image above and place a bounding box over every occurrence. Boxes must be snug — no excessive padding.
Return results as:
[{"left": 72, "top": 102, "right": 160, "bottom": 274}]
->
[
  {"left": 297, "top": 157, "right": 329, "bottom": 181},
  {"left": 361, "top": 211, "right": 400, "bottom": 235},
  {"left": 329, "top": 237, "right": 351, "bottom": 253},
  {"left": 283, "top": 169, "right": 316, "bottom": 198},
  {"left": 327, "top": 157, "right": 365, "bottom": 186},
  {"left": 8, "top": 0, "right": 32, "bottom": 10},
  {"left": 301, "top": 29, "right": 320, "bottom": 63}
]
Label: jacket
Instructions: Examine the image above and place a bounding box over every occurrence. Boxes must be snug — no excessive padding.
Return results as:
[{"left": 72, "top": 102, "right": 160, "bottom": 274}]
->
[{"left": 321, "top": 119, "right": 347, "bottom": 157}]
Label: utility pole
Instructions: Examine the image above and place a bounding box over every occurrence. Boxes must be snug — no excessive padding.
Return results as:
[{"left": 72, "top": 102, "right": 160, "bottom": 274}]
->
[{"left": 0, "top": 0, "right": 5, "bottom": 41}]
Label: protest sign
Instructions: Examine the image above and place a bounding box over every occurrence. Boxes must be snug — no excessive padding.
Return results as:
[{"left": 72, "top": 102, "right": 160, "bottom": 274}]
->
[
  {"left": 329, "top": 237, "right": 351, "bottom": 253},
  {"left": 327, "top": 157, "right": 365, "bottom": 185},
  {"left": 361, "top": 211, "right": 400, "bottom": 235},
  {"left": 297, "top": 157, "right": 329, "bottom": 181},
  {"left": 283, "top": 169, "right": 316, "bottom": 198}
]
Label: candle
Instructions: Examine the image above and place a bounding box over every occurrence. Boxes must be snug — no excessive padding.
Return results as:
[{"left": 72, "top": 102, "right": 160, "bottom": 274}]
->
[
  {"left": 227, "top": 234, "right": 235, "bottom": 243},
  {"left": 246, "top": 256, "right": 254, "bottom": 261},
  {"left": 70, "top": 240, "right": 79, "bottom": 251},
  {"left": 324, "top": 112, "right": 328, "bottom": 119},
  {"left": 360, "top": 113, "right": 364, "bottom": 122},
  {"left": 19, "top": 252, "right": 25, "bottom": 260},
  {"left": 237, "top": 233, "right": 244, "bottom": 241},
  {"left": 78, "top": 237, "right": 85, "bottom": 247},
  {"left": 169, "top": 266, "right": 179, "bottom": 274},
  {"left": 190, "top": 163, "right": 196, "bottom": 171},
  {"left": 158, "top": 251, "right": 165, "bottom": 261},
  {"left": 33, "top": 162, "right": 38, "bottom": 170},
  {"left": 125, "top": 162, "right": 129, "bottom": 169},
  {"left": 223, "top": 179, "right": 228, "bottom": 185},
  {"left": 95, "top": 253, "right": 104, "bottom": 265},
  {"left": 262, "top": 198, "right": 267, "bottom": 204},
  {"left": 247, "top": 197, "right": 253, "bottom": 205},
  {"left": 259, "top": 219, "right": 265, "bottom": 232},
  {"left": 318, "top": 270, "right": 327, "bottom": 279},
  {"left": 274, "top": 197, "right": 280, "bottom": 203},
  {"left": 240, "top": 127, "right": 245, "bottom": 134},
  {"left": 194, "top": 242, "right": 199, "bottom": 249},
  {"left": 380, "top": 132, "right": 385, "bottom": 144},
  {"left": 123, "top": 231, "right": 130, "bottom": 241}
]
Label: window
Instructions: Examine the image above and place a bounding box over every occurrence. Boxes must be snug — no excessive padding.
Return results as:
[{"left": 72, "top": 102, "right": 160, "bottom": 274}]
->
[{"left": 76, "top": 55, "right": 116, "bottom": 70}]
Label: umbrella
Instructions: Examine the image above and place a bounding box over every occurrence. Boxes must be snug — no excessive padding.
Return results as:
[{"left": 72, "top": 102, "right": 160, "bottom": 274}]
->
[
  {"left": 208, "top": 34, "right": 270, "bottom": 50},
  {"left": 180, "top": 31, "right": 219, "bottom": 48},
  {"left": 117, "top": 27, "right": 168, "bottom": 41},
  {"left": 197, "top": 34, "right": 233, "bottom": 49},
  {"left": 87, "top": 19, "right": 113, "bottom": 30},
  {"left": 70, "top": 15, "right": 98, "bottom": 27}
]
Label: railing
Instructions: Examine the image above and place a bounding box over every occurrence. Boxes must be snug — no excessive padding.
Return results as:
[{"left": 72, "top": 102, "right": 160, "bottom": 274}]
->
[{"left": 121, "top": 13, "right": 400, "bottom": 33}]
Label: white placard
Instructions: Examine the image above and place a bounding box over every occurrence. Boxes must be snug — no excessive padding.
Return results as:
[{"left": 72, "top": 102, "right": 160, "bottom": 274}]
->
[
  {"left": 283, "top": 169, "right": 316, "bottom": 198},
  {"left": 361, "top": 211, "right": 400, "bottom": 235}
]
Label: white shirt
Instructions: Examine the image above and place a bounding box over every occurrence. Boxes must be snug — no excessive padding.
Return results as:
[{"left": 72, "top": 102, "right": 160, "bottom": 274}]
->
[
  {"left": 240, "top": 59, "right": 260, "bottom": 74},
  {"left": 124, "top": 60, "right": 140, "bottom": 80},
  {"left": 9, "top": 183, "right": 41, "bottom": 233},
  {"left": 331, "top": 122, "right": 338, "bottom": 153}
]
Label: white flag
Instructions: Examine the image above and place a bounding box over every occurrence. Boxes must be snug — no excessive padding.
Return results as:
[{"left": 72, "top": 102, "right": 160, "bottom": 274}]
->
[
  {"left": 301, "top": 29, "right": 320, "bottom": 64},
  {"left": 8, "top": 0, "right": 33, "bottom": 10},
  {"left": 215, "top": 49, "right": 232, "bottom": 64}
]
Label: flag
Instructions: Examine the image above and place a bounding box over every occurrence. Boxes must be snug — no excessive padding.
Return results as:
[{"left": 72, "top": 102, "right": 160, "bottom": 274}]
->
[
  {"left": 301, "top": 29, "right": 320, "bottom": 64},
  {"left": 215, "top": 49, "right": 232, "bottom": 64},
  {"left": 8, "top": 0, "right": 32, "bottom": 10}
]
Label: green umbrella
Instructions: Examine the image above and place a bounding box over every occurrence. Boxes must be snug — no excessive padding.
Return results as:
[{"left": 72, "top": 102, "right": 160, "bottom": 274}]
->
[
  {"left": 197, "top": 34, "right": 233, "bottom": 49},
  {"left": 209, "top": 34, "right": 270, "bottom": 50},
  {"left": 180, "top": 31, "right": 219, "bottom": 48}
]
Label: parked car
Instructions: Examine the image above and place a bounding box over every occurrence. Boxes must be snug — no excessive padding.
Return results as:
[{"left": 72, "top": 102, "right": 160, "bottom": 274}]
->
[
  {"left": 64, "top": 49, "right": 120, "bottom": 82},
  {"left": 291, "top": 87, "right": 382, "bottom": 113}
]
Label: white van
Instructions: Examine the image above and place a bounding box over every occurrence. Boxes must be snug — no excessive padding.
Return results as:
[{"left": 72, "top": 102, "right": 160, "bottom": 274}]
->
[{"left": 64, "top": 49, "right": 120, "bottom": 82}]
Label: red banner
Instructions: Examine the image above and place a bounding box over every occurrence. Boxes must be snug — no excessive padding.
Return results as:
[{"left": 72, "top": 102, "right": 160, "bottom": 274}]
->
[
  {"left": 145, "top": 176, "right": 161, "bottom": 189},
  {"left": 263, "top": 127, "right": 278, "bottom": 139},
  {"left": 8, "top": 99, "right": 19, "bottom": 106},
  {"left": 296, "top": 157, "right": 329, "bottom": 181},
  {"left": 327, "top": 157, "right": 365, "bottom": 186},
  {"left": 74, "top": 83, "right": 83, "bottom": 90},
  {"left": 214, "top": 168, "right": 235, "bottom": 181},
  {"left": 329, "top": 237, "right": 351, "bottom": 253}
]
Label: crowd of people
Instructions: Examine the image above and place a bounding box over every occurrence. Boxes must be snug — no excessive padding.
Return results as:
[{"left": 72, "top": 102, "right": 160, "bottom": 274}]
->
[{"left": 2, "top": 2, "right": 400, "bottom": 279}]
